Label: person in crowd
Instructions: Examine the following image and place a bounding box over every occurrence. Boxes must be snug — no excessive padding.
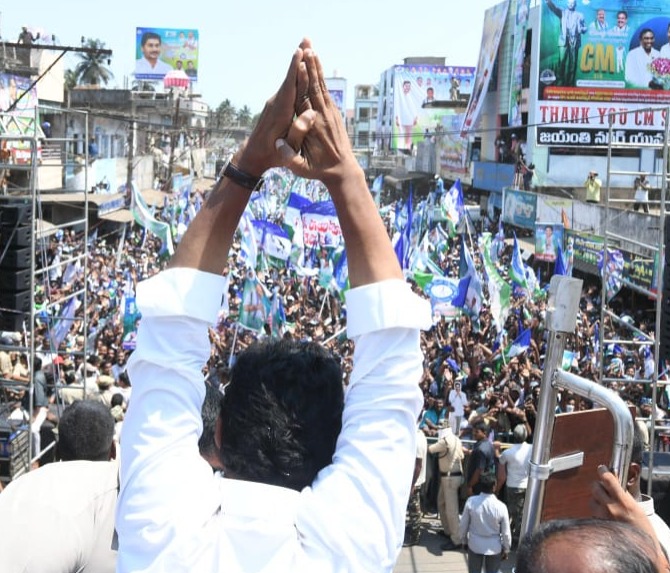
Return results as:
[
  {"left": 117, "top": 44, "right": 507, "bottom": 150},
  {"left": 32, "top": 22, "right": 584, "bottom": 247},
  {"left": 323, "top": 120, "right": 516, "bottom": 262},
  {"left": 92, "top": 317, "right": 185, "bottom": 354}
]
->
[
  {"left": 115, "top": 39, "right": 431, "bottom": 572},
  {"left": 516, "top": 518, "right": 659, "bottom": 573},
  {"left": 633, "top": 172, "right": 652, "bottom": 213},
  {"left": 496, "top": 423, "right": 532, "bottom": 545},
  {"left": 0, "top": 400, "right": 118, "bottom": 572},
  {"left": 584, "top": 170, "right": 601, "bottom": 203},
  {"left": 420, "top": 396, "right": 448, "bottom": 437},
  {"left": 466, "top": 419, "right": 496, "bottom": 497},
  {"left": 404, "top": 418, "right": 428, "bottom": 547},
  {"left": 459, "top": 469, "right": 511, "bottom": 573},
  {"left": 17, "top": 26, "right": 39, "bottom": 45},
  {"left": 428, "top": 421, "right": 465, "bottom": 551}
]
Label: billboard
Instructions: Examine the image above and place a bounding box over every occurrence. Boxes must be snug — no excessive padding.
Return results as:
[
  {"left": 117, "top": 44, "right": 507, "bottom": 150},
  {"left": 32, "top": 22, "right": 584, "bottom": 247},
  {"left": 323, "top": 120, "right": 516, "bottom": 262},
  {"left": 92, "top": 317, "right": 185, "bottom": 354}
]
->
[
  {"left": 461, "top": 0, "right": 511, "bottom": 136},
  {"left": 392, "top": 64, "right": 475, "bottom": 151},
  {"left": 0, "top": 73, "right": 42, "bottom": 164},
  {"left": 537, "top": 0, "right": 670, "bottom": 146},
  {"left": 135, "top": 27, "right": 199, "bottom": 81},
  {"left": 509, "top": 0, "right": 531, "bottom": 127}
]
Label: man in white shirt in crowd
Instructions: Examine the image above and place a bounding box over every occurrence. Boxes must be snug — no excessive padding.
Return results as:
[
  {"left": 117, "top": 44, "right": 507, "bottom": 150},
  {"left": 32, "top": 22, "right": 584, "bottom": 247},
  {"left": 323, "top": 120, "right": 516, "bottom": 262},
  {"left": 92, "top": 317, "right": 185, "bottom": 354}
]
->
[
  {"left": 496, "top": 423, "right": 532, "bottom": 546},
  {"left": 115, "top": 39, "right": 431, "bottom": 573},
  {"left": 625, "top": 29, "right": 660, "bottom": 88},
  {"left": 459, "top": 470, "right": 512, "bottom": 573}
]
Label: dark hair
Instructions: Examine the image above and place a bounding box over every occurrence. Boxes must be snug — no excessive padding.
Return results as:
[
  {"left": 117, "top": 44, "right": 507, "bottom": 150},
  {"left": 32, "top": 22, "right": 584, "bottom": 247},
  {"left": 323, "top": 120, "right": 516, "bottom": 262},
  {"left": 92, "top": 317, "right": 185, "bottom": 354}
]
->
[
  {"left": 110, "top": 393, "right": 124, "bottom": 408},
  {"left": 57, "top": 400, "right": 115, "bottom": 461},
  {"left": 516, "top": 518, "right": 657, "bottom": 573},
  {"left": 219, "top": 339, "right": 344, "bottom": 491},
  {"left": 479, "top": 469, "right": 496, "bottom": 493},
  {"left": 141, "top": 31, "right": 161, "bottom": 47},
  {"left": 471, "top": 419, "right": 489, "bottom": 434},
  {"left": 198, "top": 382, "right": 223, "bottom": 463},
  {"left": 639, "top": 28, "right": 654, "bottom": 40}
]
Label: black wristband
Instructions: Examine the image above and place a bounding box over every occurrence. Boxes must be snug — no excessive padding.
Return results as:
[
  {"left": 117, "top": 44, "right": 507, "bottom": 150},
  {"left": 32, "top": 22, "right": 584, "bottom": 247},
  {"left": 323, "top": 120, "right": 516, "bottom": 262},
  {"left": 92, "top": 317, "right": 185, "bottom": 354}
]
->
[{"left": 221, "top": 160, "right": 263, "bottom": 190}]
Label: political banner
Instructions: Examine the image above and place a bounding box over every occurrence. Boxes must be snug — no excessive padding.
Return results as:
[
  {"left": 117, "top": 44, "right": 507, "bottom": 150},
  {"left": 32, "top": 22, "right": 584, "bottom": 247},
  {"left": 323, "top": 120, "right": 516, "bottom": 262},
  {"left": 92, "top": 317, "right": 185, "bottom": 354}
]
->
[
  {"left": 392, "top": 63, "right": 475, "bottom": 151},
  {"left": 537, "top": 0, "right": 670, "bottom": 146},
  {"left": 461, "top": 0, "right": 511, "bottom": 136},
  {"left": 509, "top": 0, "right": 531, "bottom": 127},
  {"left": 135, "top": 27, "right": 199, "bottom": 80}
]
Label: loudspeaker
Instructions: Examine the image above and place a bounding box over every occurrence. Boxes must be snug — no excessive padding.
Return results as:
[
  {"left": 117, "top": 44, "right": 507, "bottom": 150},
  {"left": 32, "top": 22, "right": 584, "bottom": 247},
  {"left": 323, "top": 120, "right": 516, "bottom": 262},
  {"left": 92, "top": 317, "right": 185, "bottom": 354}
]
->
[
  {"left": 0, "top": 268, "right": 30, "bottom": 291},
  {"left": 0, "top": 224, "right": 32, "bottom": 248},
  {"left": 0, "top": 246, "right": 31, "bottom": 270},
  {"left": 0, "top": 198, "right": 32, "bottom": 225},
  {"left": 0, "top": 290, "right": 30, "bottom": 313}
]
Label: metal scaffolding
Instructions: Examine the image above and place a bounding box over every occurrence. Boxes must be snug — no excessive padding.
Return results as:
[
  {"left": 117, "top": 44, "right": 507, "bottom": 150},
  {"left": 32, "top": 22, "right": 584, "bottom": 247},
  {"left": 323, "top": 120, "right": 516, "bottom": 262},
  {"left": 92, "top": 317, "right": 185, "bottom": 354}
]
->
[{"left": 601, "top": 107, "right": 669, "bottom": 495}]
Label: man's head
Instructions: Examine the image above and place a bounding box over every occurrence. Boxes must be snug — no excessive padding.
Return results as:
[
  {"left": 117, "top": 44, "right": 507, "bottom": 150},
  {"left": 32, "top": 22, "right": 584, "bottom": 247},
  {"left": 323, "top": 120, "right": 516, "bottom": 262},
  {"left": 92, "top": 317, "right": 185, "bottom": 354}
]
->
[
  {"left": 596, "top": 9, "right": 605, "bottom": 24},
  {"left": 218, "top": 339, "right": 344, "bottom": 491},
  {"left": 402, "top": 80, "right": 411, "bottom": 94},
  {"left": 545, "top": 225, "right": 553, "bottom": 238},
  {"left": 566, "top": 0, "right": 576, "bottom": 10},
  {"left": 426, "top": 87, "right": 434, "bottom": 100},
  {"left": 57, "top": 400, "right": 115, "bottom": 462},
  {"left": 516, "top": 518, "right": 658, "bottom": 573},
  {"left": 616, "top": 11, "right": 628, "bottom": 29},
  {"left": 471, "top": 419, "right": 489, "bottom": 441},
  {"left": 639, "top": 29, "right": 655, "bottom": 53},
  {"left": 140, "top": 32, "right": 162, "bottom": 63}
]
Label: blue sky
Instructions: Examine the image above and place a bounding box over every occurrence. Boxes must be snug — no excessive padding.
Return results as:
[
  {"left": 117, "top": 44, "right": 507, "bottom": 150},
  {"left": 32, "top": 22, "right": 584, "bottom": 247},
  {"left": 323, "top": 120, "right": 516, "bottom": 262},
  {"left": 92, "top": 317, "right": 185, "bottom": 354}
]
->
[{"left": 2, "top": 0, "right": 502, "bottom": 113}]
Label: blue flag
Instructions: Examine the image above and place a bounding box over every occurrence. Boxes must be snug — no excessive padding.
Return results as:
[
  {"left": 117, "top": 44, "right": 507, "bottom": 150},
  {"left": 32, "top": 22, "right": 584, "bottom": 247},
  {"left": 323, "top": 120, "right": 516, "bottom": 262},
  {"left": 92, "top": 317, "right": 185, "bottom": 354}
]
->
[
  {"left": 505, "top": 328, "right": 532, "bottom": 360},
  {"left": 554, "top": 243, "right": 567, "bottom": 276}
]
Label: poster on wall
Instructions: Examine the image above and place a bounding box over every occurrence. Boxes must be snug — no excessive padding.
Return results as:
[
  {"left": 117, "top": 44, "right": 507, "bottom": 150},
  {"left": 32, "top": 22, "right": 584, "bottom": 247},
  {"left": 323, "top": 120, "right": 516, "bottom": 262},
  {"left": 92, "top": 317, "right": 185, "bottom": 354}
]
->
[
  {"left": 135, "top": 27, "right": 199, "bottom": 80},
  {"left": 534, "top": 222, "right": 564, "bottom": 262},
  {"left": 0, "top": 73, "right": 43, "bottom": 163},
  {"left": 537, "top": 0, "right": 670, "bottom": 146},
  {"left": 460, "top": 0, "right": 511, "bottom": 136},
  {"left": 392, "top": 64, "right": 475, "bottom": 151}
]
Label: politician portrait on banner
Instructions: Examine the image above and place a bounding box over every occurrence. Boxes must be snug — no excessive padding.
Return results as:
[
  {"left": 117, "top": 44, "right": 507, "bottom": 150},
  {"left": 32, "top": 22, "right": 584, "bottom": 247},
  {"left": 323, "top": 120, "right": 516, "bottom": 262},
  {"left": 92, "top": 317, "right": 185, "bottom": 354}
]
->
[{"left": 134, "top": 27, "right": 199, "bottom": 81}]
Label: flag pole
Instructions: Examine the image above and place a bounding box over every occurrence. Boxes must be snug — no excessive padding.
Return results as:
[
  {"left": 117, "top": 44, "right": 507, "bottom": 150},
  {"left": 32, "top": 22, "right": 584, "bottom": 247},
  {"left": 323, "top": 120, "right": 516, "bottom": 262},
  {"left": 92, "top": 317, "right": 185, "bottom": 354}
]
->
[{"left": 228, "top": 322, "right": 240, "bottom": 369}]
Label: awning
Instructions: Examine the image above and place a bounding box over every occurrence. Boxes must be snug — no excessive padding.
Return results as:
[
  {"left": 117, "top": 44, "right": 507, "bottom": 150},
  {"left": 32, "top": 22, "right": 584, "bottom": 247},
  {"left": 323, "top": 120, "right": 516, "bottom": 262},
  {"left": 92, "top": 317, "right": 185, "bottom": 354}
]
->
[
  {"left": 35, "top": 218, "right": 58, "bottom": 237},
  {"left": 141, "top": 189, "right": 171, "bottom": 207},
  {"left": 98, "top": 209, "right": 134, "bottom": 223}
]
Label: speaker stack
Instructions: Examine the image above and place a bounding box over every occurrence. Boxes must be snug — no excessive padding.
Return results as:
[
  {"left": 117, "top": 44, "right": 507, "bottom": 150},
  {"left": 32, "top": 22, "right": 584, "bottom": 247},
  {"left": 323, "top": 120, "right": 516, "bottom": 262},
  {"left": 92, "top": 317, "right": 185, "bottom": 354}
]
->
[{"left": 0, "top": 197, "right": 33, "bottom": 332}]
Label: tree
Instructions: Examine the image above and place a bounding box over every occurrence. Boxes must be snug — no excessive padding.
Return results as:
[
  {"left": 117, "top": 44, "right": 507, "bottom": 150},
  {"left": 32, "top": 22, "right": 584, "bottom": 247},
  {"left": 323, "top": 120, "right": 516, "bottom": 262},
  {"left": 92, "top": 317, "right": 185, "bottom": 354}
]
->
[
  {"left": 73, "top": 38, "right": 114, "bottom": 87},
  {"left": 64, "top": 69, "right": 77, "bottom": 91},
  {"left": 215, "top": 99, "right": 236, "bottom": 128},
  {"left": 237, "top": 105, "right": 252, "bottom": 127}
]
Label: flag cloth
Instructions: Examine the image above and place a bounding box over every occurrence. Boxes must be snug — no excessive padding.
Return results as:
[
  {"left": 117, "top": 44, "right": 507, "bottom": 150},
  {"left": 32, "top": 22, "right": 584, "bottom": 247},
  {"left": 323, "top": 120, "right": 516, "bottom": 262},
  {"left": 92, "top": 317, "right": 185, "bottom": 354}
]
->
[
  {"left": 331, "top": 247, "right": 349, "bottom": 297},
  {"left": 301, "top": 200, "right": 343, "bottom": 248},
  {"left": 480, "top": 233, "right": 511, "bottom": 335},
  {"left": 554, "top": 244, "right": 567, "bottom": 276},
  {"left": 239, "top": 272, "right": 271, "bottom": 332},
  {"left": 510, "top": 233, "right": 529, "bottom": 291},
  {"left": 423, "top": 277, "right": 462, "bottom": 319},
  {"left": 561, "top": 208, "right": 570, "bottom": 229},
  {"left": 130, "top": 182, "right": 175, "bottom": 255},
  {"left": 284, "top": 192, "right": 312, "bottom": 241},
  {"left": 452, "top": 276, "right": 472, "bottom": 308},
  {"left": 393, "top": 187, "right": 413, "bottom": 270},
  {"left": 460, "top": 237, "right": 483, "bottom": 316},
  {"left": 238, "top": 211, "right": 258, "bottom": 268},
  {"left": 49, "top": 297, "right": 77, "bottom": 351},
  {"left": 252, "top": 220, "right": 292, "bottom": 265},
  {"left": 371, "top": 174, "right": 384, "bottom": 193},
  {"left": 505, "top": 328, "right": 532, "bottom": 360}
]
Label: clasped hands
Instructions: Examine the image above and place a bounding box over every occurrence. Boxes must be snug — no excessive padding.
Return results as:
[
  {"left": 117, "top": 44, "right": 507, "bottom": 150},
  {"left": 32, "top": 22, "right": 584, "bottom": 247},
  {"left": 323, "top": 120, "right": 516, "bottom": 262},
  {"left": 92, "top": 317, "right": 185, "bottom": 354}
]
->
[{"left": 236, "top": 38, "right": 358, "bottom": 189}]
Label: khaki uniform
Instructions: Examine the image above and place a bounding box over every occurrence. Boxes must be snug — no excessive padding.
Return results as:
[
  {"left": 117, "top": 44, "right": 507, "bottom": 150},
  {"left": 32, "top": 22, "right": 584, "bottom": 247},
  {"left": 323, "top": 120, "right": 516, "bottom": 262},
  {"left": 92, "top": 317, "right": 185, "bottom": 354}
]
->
[{"left": 428, "top": 427, "right": 464, "bottom": 544}]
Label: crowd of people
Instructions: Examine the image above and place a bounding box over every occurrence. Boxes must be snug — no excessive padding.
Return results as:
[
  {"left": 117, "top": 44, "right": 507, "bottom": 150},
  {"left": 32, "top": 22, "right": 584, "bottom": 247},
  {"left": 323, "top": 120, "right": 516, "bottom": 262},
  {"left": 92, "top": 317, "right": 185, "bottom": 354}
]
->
[{"left": 0, "top": 38, "right": 668, "bottom": 573}]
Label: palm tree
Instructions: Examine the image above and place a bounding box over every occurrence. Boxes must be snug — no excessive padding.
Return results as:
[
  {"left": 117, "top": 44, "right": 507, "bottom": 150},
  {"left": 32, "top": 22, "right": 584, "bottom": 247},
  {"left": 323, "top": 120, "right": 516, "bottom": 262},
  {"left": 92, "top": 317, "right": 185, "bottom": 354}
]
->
[
  {"left": 237, "top": 105, "right": 252, "bottom": 127},
  {"left": 73, "top": 39, "right": 114, "bottom": 87},
  {"left": 215, "top": 99, "right": 236, "bottom": 128},
  {"left": 64, "top": 69, "right": 77, "bottom": 91}
]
